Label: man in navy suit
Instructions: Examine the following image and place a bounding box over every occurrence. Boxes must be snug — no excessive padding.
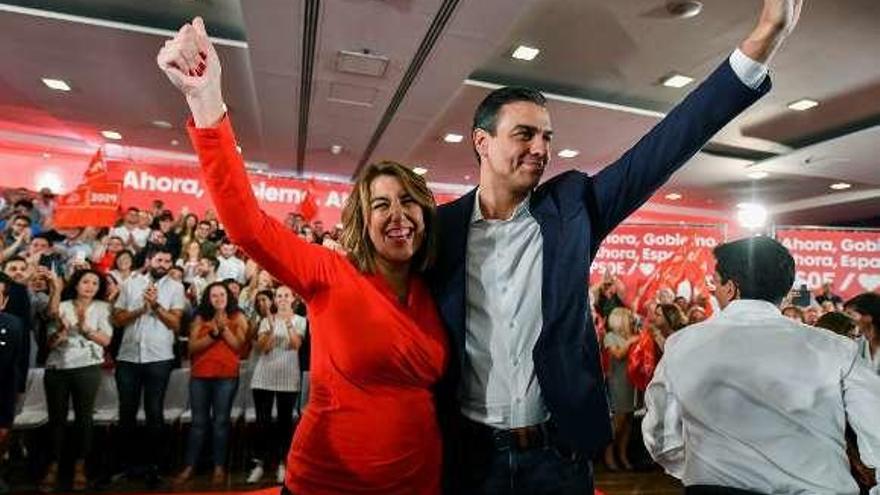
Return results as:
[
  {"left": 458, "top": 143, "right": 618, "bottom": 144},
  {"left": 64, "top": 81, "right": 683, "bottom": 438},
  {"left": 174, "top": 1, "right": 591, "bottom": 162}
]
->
[{"left": 427, "top": 1, "right": 803, "bottom": 493}]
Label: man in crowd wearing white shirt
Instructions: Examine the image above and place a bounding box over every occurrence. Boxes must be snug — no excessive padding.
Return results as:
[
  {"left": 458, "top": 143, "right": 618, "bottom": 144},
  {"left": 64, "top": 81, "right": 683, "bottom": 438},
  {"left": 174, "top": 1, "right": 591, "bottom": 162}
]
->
[
  {"left": 643, "top": 236, "right": 880, "bottom": 494},
  {"left": 845, "top": 292, "right": 880, "bottom": 376},
  {"left": 215, "top": 239, "right": 246, "bottom": 285},
  {"left": 110, "top": 207, "right": 151, "bottom": 251},
  {"left": 191, "top": 256, "right": 218, "bottom": 302},
  {"left": 111, "top": 247, "right": 185, "bottom": 487}
]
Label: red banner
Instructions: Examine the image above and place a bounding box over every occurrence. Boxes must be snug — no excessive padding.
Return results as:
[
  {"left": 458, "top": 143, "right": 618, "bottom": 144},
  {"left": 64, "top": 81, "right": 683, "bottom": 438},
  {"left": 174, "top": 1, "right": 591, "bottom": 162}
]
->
[
  {"left": 775, "top": 227, "right": 880, "bottom": 300},
  {"left": 103, "top": 162, "right": 460, "bottom": 226},
  {"left": 589, "top": 224, "right": 726, "bottom": 310},
  {"left": 54, "top": 149, "right": 123, "bottom": 228}
]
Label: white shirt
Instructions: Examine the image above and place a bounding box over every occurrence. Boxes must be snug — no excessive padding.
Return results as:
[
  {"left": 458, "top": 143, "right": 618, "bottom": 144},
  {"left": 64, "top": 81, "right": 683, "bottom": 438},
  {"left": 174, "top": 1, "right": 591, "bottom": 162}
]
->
[
  {"left": 462, "top": 191, "right": 548, "bottom": 428},
  {"left": 643, "top": 299, "right": 880, "bottom": 494},
  {"left": 57, "top": 240, "right": 93, "bottom": 264},
  {"left": 216, "top": 255, "right": 246, "bottom": 285},
  {"left": 858, "top": 336, "right": 880, "bottom": 375},
  {"left": 191, "top": 274, "right": 216, "bottom": 302},
  {"left": 110, "top": 225, "right": 150, "bottom": 250},
  {"left": 114, "top": 273, "right": 186, "bottom": 363},
  {"left": 460, "top": 50, "right": 768, "bottom": 430},
  {"left": 46, "top": 300, "right": 113, "bottom": 369},
  {"left": 250, "top": 314, "right": 306, "bottom": 392}
]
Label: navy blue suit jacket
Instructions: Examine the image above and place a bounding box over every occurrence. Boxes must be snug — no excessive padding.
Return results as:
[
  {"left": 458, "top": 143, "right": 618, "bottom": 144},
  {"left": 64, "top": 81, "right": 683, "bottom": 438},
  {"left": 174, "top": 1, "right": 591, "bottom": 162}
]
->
[{"left": 427, "top": 60, "right": 771, "bottom": 459}]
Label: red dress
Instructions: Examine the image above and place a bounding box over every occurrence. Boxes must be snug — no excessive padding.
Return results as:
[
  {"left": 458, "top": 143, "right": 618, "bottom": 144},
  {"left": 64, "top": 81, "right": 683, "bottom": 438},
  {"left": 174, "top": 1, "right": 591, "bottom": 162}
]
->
[{"left": 188, "top": 116, "right": 449, "bottom": 495}]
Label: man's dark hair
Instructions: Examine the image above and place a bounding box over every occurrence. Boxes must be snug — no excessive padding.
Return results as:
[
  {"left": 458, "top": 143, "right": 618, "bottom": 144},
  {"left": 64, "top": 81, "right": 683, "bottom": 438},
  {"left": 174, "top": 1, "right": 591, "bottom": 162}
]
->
[
  {"left": 2, "top": 256, "right": 27, "bottom": 270},
  {"left": 126, "top": 206, "right": 140, "bottom": 213},
  {"left": 220, "top": 237, "right": 234, "bottom": 246},
  {"left": 844, "top": 292, "right": 880, "bottom": 329},
  {"left": 471, "top": 86, "right": 547, "bottom": 161},
  {"left": 11, "top": 214, "right": 31, "bottom": 226},
  {"left": 713, "top": 236, "right": 795, "bottom": 306},
  {"left": 198, "top": 220, "right": 212, "bottom": 228},
  {"left": 147, "top": 246, "right": 174, "bottom": 260},
  {"left": 32, "top": 232, "right": 54, "bottom": 246},
  {"left": 815, "top": 311, "right": 857, "bottom": 337},
  {"left": 13, "top": 199, "right": 34, "bottom": 210}
]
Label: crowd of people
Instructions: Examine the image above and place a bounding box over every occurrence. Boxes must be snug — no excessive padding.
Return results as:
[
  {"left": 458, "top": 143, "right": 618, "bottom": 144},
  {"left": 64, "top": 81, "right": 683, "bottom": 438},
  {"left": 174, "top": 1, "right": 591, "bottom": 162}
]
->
[
  {"left": 0, "top": 190, "right": 323, "bottom": 491},
  {"left": 589, "top": 270, "right": 880, "bottom": 479},
  {"left": 4, "top": 182, "right": 878, "bottom": 493}
]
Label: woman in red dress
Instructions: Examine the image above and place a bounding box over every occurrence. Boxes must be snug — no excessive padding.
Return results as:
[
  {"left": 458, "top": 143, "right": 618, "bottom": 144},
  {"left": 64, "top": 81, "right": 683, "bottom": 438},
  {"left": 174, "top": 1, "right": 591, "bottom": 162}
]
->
[{"left": 157, "top": 18, "right": 449, "bottom": 495}]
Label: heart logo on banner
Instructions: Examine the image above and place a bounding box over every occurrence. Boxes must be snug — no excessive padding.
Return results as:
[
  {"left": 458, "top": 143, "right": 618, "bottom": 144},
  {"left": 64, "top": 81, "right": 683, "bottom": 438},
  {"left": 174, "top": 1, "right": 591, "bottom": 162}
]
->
[
  {"left": 858, "top": 274, "right": 880, "bottom": 291},
  {"left": 639, "top": 263, "right": 655, "bottom": 276}
]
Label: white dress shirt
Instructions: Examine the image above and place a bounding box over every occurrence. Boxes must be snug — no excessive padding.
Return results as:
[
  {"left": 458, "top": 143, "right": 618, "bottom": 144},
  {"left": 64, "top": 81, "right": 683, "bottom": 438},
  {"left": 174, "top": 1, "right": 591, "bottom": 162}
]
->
[
  {"left": 462, "top": 192, "right": 548, "bottom": 428},
  {"left": 643, "top": 299, "right": 880, "bottom": 494},
  {"left": 461, "top": 50, "right": 768, "bottom": 430},
  {"left": 46, "top": 301, "right": 113, "bottom": 369},
  {"left": 857, "top": 336, "right": 880, "bottom": 375},
  {"left": 114, "top": 273, "right": 186, "bottom": 364},
  {"left": 110, "top": 225, "right": 150, "bottom": 249},
  {"left": 216, "top": 255, "right": 246, "bottom": 285}
]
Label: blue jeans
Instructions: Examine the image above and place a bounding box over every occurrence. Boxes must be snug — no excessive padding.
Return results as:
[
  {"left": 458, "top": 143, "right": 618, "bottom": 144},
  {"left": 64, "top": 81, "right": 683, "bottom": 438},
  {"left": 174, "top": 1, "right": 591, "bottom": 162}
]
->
[
  {"left": 459, "top": 422, "right": 593, "bottom": 495},
  {"left": 184, "top": 377, "right": 239, "bottom": 467},
  {"left": 116, "top": 360, "right": 174, "bottom": 469}
]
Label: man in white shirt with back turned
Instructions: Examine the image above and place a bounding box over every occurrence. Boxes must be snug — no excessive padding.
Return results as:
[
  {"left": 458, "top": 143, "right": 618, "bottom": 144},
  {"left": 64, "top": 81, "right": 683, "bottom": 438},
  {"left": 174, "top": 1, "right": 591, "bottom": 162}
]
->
[{"left": 643, "top": 236, "right": 880, "bottom": 494}]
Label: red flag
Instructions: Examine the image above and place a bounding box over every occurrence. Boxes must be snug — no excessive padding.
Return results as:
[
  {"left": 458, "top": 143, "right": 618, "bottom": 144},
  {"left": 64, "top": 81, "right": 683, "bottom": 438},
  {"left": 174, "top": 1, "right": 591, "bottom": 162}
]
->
[
  {"left": 53, "top": 149, "right": 121, "bottom": 228},
  {"left": 631, "top": 238, "right": 716, "bottom": 318},
  {"left": 299, "top": 181, "right": 319, "bottom": 221},
  {"left": 83, "top": 148, "right": 107, "bottom": 184}
]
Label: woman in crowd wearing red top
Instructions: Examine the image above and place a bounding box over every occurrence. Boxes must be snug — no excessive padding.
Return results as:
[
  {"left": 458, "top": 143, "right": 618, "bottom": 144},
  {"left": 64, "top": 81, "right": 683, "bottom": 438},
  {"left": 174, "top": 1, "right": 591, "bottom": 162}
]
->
[
  {"left": 158, "top": 18, "right": 449, "bottom": 495},
  {"left": 92, "top": 235, "right": 125, "bottom": 275},
  {"left": 174, "top": 281, "right": 247, "bottom": 485}
]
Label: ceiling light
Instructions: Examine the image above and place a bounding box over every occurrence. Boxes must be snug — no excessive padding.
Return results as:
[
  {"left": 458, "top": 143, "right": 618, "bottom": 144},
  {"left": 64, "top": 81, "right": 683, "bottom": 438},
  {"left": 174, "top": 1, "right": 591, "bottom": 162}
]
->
[
  {"left": 444, "top": 133, "right": 464, "bottom": 143},
  {"left": 330, "top": 144, "right": 343, "bottom": 155},
  {"left": 464, "top": 175, "right": 472, "bottom": 181},
  {"left": 661, "top": 74, "right": 694, "bottom": 88},
  {"left": 170, "top": 139, "right": 180, "bottom": 146},
  {"left": 558, "top": 149, "right": 579, "bottom": 158},
  {"left": 35, "top": 171, "right": 63, "bottom": 193},
  {"left": 736, "top": 202, "right": 768, "bottom": 229},
  {"left": 151, "top": 120, "right": 173, "bottom": 129},
  {"left": 665, "top": 193, "right": 682, "bottom": 200},
  {"left": 666, "top": 1, "right": 703, "bottom": 18},
  {"left": 747, "top": 171, "right": 769, "bottom": 180},
  {"left": 42, "top": 152, "right": 52, "bottom": 159},
  {"left": 830, "top": 182, "right": 851, "bottom": 190},
  {"left": 511, "top": 45, "right": 540, "bottom": 61},
  {"left": 101, "top": 130, "right": 122, "bottom": 140},
  {"left": 412, "top": 167, "right": 428, "bottom": 175},
  {"left": 42, "top": 78, "right": 71, "bottom": 91},
  {"left": 788, "top": 99, "right": 819, "bottom": 111},
  {"left": 235, "top": 145, "right": 242, "bottom": 154}
]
